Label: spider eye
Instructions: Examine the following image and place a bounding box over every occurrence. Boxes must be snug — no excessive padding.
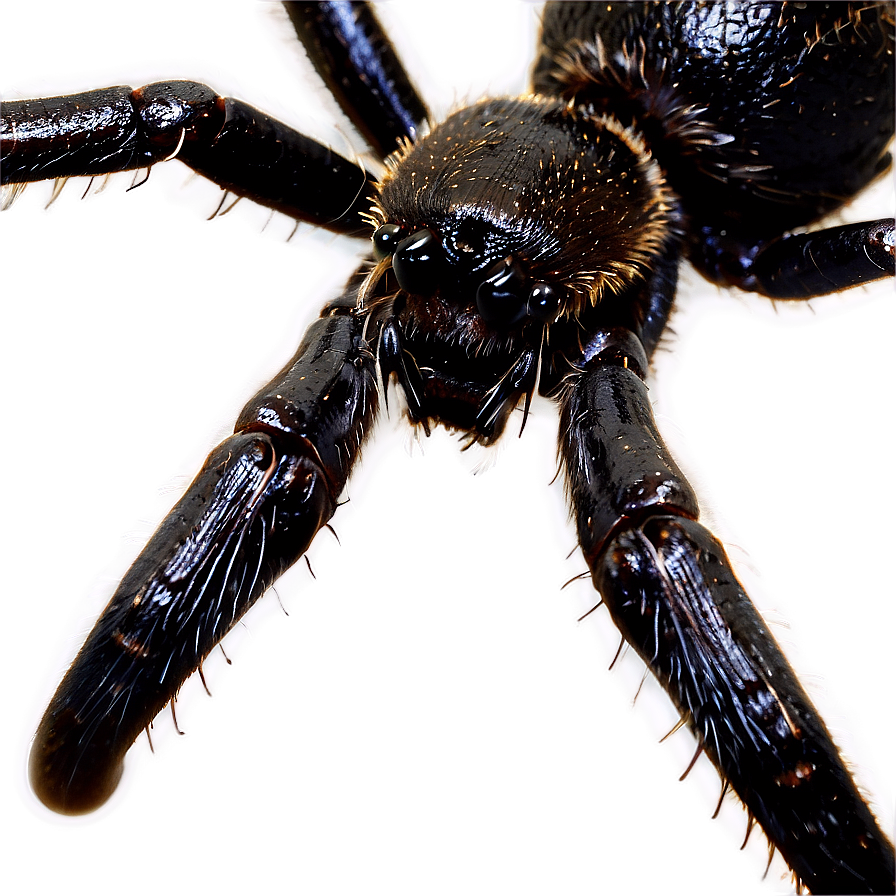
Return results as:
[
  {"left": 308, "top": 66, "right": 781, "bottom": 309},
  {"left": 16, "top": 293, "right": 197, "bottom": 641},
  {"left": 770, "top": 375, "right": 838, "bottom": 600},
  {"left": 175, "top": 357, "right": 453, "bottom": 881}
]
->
[
  {"left": 372, "top": 223, "right": 404, "bottom": 261},
  {"left": 526, "top": 282, "right": 561, "bottom": 323},
  {"left": 391, "top": 229, "right": 445, "bottom": 295},
  {"left": 475, "top": 256, "right": 529, "bottom": 328}
]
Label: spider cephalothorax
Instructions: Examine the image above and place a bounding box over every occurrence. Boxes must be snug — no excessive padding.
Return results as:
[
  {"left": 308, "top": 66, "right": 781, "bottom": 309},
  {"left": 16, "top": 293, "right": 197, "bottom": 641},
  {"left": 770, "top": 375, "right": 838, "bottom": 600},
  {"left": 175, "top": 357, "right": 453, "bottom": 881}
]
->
[
  {"left": 362, "top": 95, "right": 679, "bottom": 443},
  {"left": 372, "top": 97, "right": 676, "bottom": 328}
]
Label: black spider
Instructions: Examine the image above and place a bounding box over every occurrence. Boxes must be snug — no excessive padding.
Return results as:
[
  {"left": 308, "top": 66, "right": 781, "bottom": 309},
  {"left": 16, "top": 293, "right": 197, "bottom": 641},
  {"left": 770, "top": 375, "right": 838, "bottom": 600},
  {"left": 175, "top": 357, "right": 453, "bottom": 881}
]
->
[{"left": 0, "top": 3, "right": 892, "bottom": 892}]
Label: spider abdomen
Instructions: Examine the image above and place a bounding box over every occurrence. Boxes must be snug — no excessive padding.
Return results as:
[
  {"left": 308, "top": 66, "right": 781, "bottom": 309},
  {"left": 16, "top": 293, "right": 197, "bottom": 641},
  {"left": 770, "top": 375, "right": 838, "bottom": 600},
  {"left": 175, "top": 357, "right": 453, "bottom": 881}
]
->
[{"left": 535, "top": 2, "right": 894, "bottom": 224}]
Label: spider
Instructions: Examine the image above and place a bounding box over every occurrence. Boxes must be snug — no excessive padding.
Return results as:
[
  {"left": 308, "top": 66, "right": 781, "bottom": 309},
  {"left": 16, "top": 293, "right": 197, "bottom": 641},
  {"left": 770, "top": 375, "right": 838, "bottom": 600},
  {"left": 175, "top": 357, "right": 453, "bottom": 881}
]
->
[{"left": 0, "top": 1, "right": 892, "bottom": 889}]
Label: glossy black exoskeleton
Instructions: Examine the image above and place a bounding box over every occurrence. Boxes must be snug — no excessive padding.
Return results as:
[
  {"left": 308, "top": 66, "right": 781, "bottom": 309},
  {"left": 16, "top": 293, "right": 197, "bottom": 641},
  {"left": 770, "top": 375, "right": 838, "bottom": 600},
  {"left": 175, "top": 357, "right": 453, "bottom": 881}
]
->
[{"left": 1, "top": 3, "right": 893, "bottom": 893}]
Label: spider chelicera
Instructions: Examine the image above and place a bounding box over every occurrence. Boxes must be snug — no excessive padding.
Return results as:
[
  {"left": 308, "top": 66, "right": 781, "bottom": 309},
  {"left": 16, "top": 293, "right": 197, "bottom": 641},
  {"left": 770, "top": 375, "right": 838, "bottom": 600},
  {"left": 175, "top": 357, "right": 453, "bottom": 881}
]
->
[{"left": 4, "top": 1, "right": 888, "bottom": 890}]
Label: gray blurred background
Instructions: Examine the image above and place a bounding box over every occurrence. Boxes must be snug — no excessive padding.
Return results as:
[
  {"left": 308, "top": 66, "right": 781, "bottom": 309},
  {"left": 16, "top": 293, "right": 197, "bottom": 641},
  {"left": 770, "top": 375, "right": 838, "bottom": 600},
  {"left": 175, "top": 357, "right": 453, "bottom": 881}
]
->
[{"left": 0, "top": 2, "right": 894, "bottom": 894}]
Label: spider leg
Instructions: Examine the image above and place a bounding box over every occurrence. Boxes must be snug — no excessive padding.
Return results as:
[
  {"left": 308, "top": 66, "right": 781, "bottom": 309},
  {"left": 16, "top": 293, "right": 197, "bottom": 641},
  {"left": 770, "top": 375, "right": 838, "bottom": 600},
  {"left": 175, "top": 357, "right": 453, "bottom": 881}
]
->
[
  {"left": 28, "top": 274, "right": 378, "bottom": 815},
  {"left": 558, "top": 332, "right": 895, "bottom": 894},
  {"left": 692, "top": 217, "right": 894, "bottom": 299},
  {"left": 285, "top": 1, "right": 429, "bottom": 156},
  {"left": 0, "top": 82, "right": 375, "bottom": 233}
]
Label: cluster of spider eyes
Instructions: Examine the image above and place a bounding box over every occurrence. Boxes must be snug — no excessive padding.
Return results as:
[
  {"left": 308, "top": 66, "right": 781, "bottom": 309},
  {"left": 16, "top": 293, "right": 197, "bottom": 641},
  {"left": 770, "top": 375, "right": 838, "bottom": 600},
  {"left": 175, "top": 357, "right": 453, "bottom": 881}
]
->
[{"left": 373, "top": 223, "right": 561, "bottom": 329}]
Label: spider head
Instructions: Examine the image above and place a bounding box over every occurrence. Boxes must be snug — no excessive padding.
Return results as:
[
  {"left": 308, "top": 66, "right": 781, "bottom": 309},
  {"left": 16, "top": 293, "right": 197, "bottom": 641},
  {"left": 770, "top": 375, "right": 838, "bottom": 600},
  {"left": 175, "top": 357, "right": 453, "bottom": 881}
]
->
[
  {"left": 371, "top": 97, "right": 675, "bottom": 333},
  {"left": 372, "top": 222, "right": 561, "bottom": 328}
]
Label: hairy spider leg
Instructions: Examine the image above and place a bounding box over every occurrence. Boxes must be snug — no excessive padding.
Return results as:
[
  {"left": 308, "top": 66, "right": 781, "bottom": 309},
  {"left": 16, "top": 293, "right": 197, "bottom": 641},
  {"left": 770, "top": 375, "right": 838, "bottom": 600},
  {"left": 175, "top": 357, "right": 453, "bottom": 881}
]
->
[
  {"left": 712, "top": 218, "right": 895, "bottom": 299},
  {"left": 559, "top": 329, "right": 896, "bottom": 894},
  {"left": 28, "top": 276, "right": 378, "bottom": 814},
  {"left": 0, "top": 82, "right": 375, "bottom": 234},
  {"left": 285, "top": 0, "right": 429, "bottom": 157}
]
